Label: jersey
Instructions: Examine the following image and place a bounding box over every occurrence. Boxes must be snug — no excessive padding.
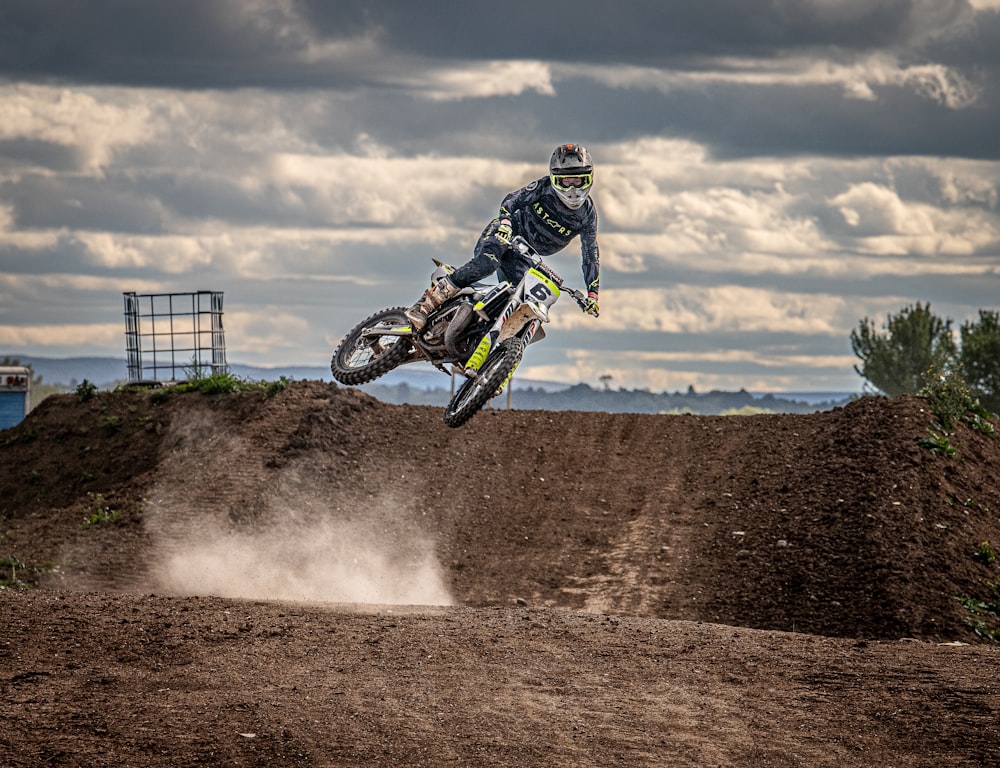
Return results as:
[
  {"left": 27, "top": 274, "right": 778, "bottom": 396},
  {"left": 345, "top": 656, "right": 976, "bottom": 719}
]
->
[{"left": 450, "top": 176, "right": 601, "bottom": 295}]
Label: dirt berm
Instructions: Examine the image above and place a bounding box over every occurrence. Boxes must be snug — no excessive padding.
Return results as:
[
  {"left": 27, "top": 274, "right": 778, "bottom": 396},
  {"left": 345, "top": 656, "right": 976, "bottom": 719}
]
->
[{"left": 1, "top": 382, "right": 998, "bottom": 767}]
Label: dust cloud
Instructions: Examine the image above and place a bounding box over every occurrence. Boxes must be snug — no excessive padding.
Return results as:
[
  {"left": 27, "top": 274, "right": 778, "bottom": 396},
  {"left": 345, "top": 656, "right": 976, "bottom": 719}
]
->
[
  {"left": 143, "top": 408, "right": 454, "bottom": 607},
  {"left": 153, "top": 515, "right": 453, "bottom": 606},
  {"left": 152, "top": 496, "right": 454, "bottom": 605}
]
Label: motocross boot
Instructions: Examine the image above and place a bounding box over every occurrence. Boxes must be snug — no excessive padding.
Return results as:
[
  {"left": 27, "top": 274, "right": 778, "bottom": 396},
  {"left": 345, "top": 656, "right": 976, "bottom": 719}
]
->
[{"left": 405, "top": 276, "right": 460, "bottom": 331}]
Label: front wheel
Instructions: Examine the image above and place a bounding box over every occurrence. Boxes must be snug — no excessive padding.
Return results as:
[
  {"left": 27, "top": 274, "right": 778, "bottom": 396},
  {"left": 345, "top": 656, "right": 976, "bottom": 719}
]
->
[
  {"left": 443, "top": 338, "right": 524, "bottom": 428},
  {"left": 331, "top": 307, "right": 413, "bottom": 386}
]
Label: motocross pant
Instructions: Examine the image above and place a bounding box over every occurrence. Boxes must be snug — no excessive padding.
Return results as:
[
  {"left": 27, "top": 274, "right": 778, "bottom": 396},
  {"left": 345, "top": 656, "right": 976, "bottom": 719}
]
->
[{"left": 450, "top": 219, "right": 534, "bottom": 289}]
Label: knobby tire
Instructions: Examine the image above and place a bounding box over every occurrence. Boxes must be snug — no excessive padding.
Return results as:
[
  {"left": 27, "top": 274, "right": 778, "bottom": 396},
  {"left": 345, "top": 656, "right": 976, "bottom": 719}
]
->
[
  {"left": 330, "top": 307, "right": 413, "bottom": 386},
  {"left": 443, "top": 338, "right": 524, "bottom": 428}
]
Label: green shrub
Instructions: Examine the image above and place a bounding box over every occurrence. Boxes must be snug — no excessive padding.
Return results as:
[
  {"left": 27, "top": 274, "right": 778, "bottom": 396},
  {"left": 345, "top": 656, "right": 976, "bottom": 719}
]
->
[
  {"left": 916, "top": 366, "right": 997, "bottom": 458},
  {"left": 150, "top": 372, "right": 291, "bottom": 402},
  {"left": 74, "top": 379, "right": 99, "bottom": 403}
]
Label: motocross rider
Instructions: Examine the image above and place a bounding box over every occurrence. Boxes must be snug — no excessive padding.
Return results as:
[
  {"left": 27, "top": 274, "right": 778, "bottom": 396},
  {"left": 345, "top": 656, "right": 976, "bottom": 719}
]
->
[{"left": 405, "top": 143, "right": 601, "bottom": 330}]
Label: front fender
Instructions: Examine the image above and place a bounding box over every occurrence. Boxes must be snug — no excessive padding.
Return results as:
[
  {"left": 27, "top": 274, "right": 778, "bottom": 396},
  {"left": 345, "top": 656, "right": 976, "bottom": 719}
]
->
[{"left": 498, "top": 302, "right": 548, "bottom": 344}]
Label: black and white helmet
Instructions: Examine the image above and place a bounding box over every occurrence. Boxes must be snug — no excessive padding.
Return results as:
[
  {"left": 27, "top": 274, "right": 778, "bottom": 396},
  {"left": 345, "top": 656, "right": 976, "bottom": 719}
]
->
[{"left": 549, "top": 143, "right": 593, "bottom": 210}]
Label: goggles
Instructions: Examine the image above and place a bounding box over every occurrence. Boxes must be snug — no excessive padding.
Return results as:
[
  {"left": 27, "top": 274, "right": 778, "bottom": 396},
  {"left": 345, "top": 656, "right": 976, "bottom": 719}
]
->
[{"left": 551, "top": 172, "right": 593, "bottom": 190}]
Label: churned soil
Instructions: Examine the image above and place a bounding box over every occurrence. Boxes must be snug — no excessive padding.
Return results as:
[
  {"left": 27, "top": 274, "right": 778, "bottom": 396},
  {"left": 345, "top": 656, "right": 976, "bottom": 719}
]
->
[{"left": 1, "top": 382, "right": 998, "bottom": 767}]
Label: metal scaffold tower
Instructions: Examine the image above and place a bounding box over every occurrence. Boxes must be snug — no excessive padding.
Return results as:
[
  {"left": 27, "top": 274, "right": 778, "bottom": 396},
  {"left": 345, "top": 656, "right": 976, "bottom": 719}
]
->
[{"left": 123, "top": 291, "right": 228, "bottom": 385}]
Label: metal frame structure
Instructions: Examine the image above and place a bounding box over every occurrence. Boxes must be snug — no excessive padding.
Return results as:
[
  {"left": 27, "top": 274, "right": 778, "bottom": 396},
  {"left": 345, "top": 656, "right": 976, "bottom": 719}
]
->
[{"left": 123, "top": 291, "right": 228, "bottom": 385}]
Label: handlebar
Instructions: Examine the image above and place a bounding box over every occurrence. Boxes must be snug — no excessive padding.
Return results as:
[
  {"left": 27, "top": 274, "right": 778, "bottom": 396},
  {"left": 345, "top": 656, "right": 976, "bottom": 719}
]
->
[
  {"left": 511, "top": 235, "right": 597, "bottom": 317},
  {"left": 510, "top": 235, "right": 538, "bottom": 260}
]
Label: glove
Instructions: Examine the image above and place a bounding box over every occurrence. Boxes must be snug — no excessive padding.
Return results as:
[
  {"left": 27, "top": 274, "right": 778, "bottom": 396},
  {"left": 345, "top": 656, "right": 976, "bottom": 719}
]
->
[
  {"left": 583, "top": 291, "right": 600, "bottom": 317},
  {"left": 495, "top": 219, "right": 513, "bottom": 245}
]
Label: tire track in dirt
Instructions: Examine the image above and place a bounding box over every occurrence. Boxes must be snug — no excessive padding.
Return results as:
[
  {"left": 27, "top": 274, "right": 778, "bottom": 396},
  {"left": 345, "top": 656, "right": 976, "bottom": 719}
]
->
[{"left": 558, "top": 413, "right": 710, "bottom": 618}]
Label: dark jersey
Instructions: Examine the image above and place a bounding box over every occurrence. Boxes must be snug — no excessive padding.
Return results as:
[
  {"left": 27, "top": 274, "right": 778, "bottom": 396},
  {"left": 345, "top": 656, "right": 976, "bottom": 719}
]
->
[
  {"left": 500, "top": 176, "right": 601, "bottom": 294},
  {"left": 450, "top": 176, "right": 601, "bottom": 294}
]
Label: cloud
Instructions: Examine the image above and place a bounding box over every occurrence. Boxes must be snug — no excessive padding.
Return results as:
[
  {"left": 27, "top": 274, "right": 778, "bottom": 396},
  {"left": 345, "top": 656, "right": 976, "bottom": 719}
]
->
[
  {"left": 268, "top": 150, "right": 527, "bottom": 227},
  {"left": 400, "top": 61, "right": 556, "bottom": 101},
  {"left": 77, "top": 233, "right": 216, "bottom": 272},
  {"left": 829, "top": 182, "right": 999, "bottom": 255},
  {"left": 224, "top": 309, "right": 313, "bottom": 358},
  {"left": 570, "top": 53, "right": 981, "bottom": 109},
  {"left": 2, "top": 1, "right": 991, "bottom": 88},
  {"left": 0, "top": 322, "right": 123, "bottom": 348},
  {"left": 520, "top": 344, "right": 861, "bottom": 395},
  {"left": 553, "top": 286, "right": 848, "bottom": 336},
  {"left": 0, "top": 85, "right": 157, "bottom": 172}
]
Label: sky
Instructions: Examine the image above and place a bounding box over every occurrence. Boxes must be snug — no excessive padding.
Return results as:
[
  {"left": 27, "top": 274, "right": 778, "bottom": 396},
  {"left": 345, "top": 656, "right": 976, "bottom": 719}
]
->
[{"left": 1, "top": 0, "right": 998, "bottom": 394}]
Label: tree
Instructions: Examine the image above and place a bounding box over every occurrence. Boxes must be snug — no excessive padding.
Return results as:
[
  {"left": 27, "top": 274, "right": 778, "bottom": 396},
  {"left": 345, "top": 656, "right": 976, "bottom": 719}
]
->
[
  {"left": 959, "top": 310, "right": 1000, "bottom": 415},
  {"left": 850, "top": 303, "right": 956, "bottom": 396}
]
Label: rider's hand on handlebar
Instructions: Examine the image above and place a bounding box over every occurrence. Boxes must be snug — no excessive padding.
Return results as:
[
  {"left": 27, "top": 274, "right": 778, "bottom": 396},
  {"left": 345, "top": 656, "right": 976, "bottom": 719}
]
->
[
  {"left": 496, "top": 219, "right": 513, "bottom": 245},
  {"left": 583, "top": 291, "right": 600, "bottom": 317}
]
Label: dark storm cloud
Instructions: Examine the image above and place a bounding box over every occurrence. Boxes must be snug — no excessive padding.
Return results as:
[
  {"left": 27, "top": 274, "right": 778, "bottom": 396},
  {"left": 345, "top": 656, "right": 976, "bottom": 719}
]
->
[
  {"left": 2, "top": 175, "right": 166, "bottom": 233},
  {"left": 302, "top": 0, "right": 972, "bottom": 61},
  {"left": 0, "top": 239, "right": 92, "bottom": 275},
  {"left": 3, "top": 0, "right": 996, "bottom": 163},
  {"left": 656, "top": 82, "right": 1000, "bottom": 160},
  {"left": 0, "top": 0, "right": 375, "bottom": 88},
  {"left": 920, "top": 6, "right": 1000, "bottom": 70},
  {"left": 0, "top": 139, "right": 81, "bottom": 173},
  {"left": 0, "top": 0, "right": 988, "bottom": 87}
]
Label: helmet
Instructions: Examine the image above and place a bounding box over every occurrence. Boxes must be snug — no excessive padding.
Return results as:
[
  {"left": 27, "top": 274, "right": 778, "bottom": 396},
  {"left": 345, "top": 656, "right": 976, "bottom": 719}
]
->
[{"left": 549, "top": 143, "right": 593, "bottom": 210}]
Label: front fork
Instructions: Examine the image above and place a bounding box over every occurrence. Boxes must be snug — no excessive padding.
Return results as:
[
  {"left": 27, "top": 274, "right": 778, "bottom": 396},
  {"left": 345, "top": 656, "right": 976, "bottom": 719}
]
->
[{"left": 462, "top": 315, "right": 540, "bottom": 378}]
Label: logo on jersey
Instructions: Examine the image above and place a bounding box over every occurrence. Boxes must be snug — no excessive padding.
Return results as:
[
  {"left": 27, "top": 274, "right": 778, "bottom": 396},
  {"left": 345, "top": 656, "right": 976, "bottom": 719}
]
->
[{"left": 532, "top": 201, "right": 575, "bottom": 238}]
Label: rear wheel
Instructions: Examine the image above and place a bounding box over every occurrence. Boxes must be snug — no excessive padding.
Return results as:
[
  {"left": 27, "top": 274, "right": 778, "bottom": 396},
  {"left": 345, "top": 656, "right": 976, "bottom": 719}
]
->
[
  {"left": 331, "top": 307, "right": 413, "bottom": 385},
  {"left": 443, "top": 338, "right": 524, "bottom": 428}
]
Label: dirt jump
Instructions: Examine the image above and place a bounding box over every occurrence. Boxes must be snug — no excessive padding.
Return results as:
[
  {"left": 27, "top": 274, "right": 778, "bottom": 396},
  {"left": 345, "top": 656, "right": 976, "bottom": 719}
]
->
[{"left": 1, "top": 381, "right": 998, "bottom": 767}]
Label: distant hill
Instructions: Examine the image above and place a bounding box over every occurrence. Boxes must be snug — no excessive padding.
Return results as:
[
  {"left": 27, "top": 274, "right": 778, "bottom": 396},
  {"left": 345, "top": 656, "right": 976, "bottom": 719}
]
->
[
  {"left": 8, "top": 356, "right": 572, "bottom": 392},
  {"left": 10, "top": 356, "right": 130, "bottom": 388},
  {"left": 12, "top": 356, "right": 333, "bottom": 389},
  {"left": 361, "top": 379, "right": 854, "bottom": 415},
  {"left": 9, "top": 355, "right": 855, "bottom": 415}
]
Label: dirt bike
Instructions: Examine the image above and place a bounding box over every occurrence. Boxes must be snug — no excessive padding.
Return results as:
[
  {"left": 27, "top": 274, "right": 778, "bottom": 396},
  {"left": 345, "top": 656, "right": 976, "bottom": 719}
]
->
[{"left": 330, "top": 236, "right": 595, "bottom": 428}]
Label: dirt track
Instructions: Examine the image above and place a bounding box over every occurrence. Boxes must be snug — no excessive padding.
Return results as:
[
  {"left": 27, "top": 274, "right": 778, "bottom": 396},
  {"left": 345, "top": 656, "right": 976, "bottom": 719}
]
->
[{"left": 1, "top": 382, "right": 999, "bottom": 766}]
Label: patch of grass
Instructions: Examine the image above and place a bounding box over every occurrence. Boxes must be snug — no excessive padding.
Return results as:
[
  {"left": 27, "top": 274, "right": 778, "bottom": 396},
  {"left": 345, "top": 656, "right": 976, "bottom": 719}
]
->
[
  {"left": 973, "top": 540, "right": 997, "bottom": 566},
  {"left": 958, "top": 582, "right": 1000, "bottom": 643},
  {"left": 945, "top": 497, "right": 992, "bottom": 514},
  {"left": 2, "top": 428, "right": 35, "bottom": 446},
  {"left": 150, "top": 372, "right": 291, "bottom": 402},
  {"left": 81, "top": 492, "right": 145, "bottom": 528},
  {"left": 101, "top": 415, "right": 123, "bottom": 435},
  {"left": 916, "top": 429, "right": 956, "bottom": 457},
  {"left": 184, "top": 371, "right": 246, "bottom": 395},
  {"left": 0, "top": 555, "right": 33, "bottom": 590},
  {"left": 0, "top": 555, "right": 60, "bottom": 590},
  {"left": 263, "top": 375, "right": 292, "bottom": 398},
  {"left": 149, "top": 386, "right": 172, "bottom": 405},
  {"left": 82, "top": 492, "right": 120, "bottom": 528},
  {"left": 721, "top": 405, "right": 775, "bottom": 416}
]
